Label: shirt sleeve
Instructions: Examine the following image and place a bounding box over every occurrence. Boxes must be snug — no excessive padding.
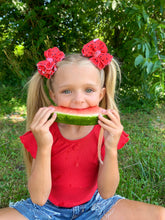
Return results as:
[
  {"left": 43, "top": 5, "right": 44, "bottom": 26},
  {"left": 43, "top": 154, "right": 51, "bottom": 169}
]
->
[
  {"left": 20, "top": 131, "right": 37, "bottom": 159},
  {"left": 101, "top": 130, "right": 129, "bottom": 160},
  {"left": 117, "top": 130, "right": 129, "bottom": 150}
]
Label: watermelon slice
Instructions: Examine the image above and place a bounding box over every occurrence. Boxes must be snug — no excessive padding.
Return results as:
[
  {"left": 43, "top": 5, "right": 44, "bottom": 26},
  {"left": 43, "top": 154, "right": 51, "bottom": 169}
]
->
[{"left": 52, "top": 106, "right": 108, "bottom": 125}]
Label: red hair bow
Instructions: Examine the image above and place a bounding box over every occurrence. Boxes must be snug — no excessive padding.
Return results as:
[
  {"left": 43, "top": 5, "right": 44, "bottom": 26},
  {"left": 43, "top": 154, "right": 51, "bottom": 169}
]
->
[
  {"left": 82, "top": 39, "right": 113, "bottom": 69},
  {"left": 37, "top": 47, "right": 65, "bottom": 79}
]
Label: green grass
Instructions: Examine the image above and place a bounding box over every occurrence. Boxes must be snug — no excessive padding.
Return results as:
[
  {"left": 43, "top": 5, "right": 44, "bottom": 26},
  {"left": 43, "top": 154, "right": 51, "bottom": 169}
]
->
[
  {"left": 0, "top": 86, "right": 164, "bottom": 208},
  {"left": 0, "top": 86, "right": 28, "bottom": 208},
  {"left": 118, "top": 107, "right": 165, "bottom": 206}
]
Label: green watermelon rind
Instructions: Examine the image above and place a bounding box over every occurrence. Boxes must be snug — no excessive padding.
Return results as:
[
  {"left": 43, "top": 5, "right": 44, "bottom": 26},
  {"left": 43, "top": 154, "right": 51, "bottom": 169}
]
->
[{"left": 55, "top": 112, "right": 108, "bottom": 125}]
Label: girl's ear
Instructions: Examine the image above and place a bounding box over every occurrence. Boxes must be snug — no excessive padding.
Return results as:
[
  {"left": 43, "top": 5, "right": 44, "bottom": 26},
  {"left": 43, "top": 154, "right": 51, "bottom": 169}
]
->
[
  {"left": 99, "top": 87, "right": 106, "bottom": 102},
  {"left": 49, "top": 90, "right": 56, "bottom": 103}
]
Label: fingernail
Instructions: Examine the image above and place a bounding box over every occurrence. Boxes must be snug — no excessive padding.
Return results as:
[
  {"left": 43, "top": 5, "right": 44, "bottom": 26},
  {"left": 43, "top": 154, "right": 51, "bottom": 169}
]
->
[
  {"left": 49, "top": 106, "right": 55, "bottom": 110},
  {"left": 108, "top": 109, "right": 113, "bottom": 113},
  {"left": 101, "top": 109, "right": 107, "bottom": 113}
]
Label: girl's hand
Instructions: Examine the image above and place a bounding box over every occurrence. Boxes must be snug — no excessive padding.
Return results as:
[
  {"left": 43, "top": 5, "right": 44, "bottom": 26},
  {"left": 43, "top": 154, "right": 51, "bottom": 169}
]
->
[
  {"left": 30, "top": 107, "right": 57, "bottom": 152},
  {"left": 98, "top": 109, "right": 123, "bottom": 152}
]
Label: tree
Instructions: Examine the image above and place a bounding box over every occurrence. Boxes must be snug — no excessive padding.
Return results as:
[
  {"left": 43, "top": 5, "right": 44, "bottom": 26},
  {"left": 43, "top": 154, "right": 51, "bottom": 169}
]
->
[
  {"left": 0, "top": 0, "right": 103, "bottom": 85},
  {"left": 98, "top": 0, "right": 165, "bottom": 107},
  {"left": 0, "top": 0, "right": 164, "bottom": 107}
]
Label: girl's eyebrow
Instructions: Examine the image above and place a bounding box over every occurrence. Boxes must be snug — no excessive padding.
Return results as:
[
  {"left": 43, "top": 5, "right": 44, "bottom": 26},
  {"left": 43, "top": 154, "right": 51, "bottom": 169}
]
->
[
  {"left": 58, "top": 83, "right": 98, "bottom": 88},
  {"left": 85, "top": 83, "right": 98, "bottom": 86}
]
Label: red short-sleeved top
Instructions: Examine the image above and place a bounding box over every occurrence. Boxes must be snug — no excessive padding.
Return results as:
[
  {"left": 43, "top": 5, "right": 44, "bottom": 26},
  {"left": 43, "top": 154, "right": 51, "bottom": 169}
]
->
[{"left": 20, "top": 122, "right": 129, "bottom": 207}]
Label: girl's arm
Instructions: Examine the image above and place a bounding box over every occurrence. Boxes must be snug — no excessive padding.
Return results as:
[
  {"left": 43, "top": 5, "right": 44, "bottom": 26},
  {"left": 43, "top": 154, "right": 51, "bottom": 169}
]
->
[
  {"left": 28, "top": 107, "right": 56, "bottom": 206},
  {"left": 97, "top": 109, "right": 123, "bottom": 199}
]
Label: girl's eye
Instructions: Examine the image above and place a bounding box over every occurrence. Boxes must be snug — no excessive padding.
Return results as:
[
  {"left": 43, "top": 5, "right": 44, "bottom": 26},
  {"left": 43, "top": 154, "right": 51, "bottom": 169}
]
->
[
  {"left": 62, "top": 90, "right": 71, "bottom": 94},
  {"left": 86, "top": 88, "right": 93, "bottom": 93}
]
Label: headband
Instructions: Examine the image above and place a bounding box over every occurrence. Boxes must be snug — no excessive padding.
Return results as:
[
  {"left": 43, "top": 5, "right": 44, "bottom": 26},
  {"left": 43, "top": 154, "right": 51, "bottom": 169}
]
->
[{"left": 37, "top": 39, "right": 113, "bottom": 78}]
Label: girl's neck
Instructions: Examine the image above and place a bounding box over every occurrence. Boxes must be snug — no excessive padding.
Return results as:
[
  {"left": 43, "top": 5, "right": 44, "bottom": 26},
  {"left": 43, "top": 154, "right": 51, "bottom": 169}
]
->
[{"left": 57, "top": 123, "right": 94, "bottom": 140}]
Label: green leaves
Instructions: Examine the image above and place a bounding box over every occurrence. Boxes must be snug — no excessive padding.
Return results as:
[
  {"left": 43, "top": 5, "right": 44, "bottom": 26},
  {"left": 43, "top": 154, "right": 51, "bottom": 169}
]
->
[
  {"left": 0, "top": 0, "right": 164, "bottom": 106},
  {"left": 102, "top": 1, "right": 165, "bottom": 106},
  {"left": 135, "top": 55, "right": 144, "bottom": 66}
]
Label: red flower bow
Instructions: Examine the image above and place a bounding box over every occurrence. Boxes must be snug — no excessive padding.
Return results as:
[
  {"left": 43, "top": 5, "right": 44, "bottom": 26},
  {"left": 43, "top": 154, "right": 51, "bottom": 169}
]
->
[
  {"left": 82, "top": 39, "right": 113, "bottom": 69},
  {"left": 37, "top": 47, "right": 65, "bottom": 79}
]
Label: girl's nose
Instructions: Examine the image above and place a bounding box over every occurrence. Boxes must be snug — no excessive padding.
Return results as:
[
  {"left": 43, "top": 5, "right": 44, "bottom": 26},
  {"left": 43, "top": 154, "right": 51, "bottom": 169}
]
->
[{"left": 73, "top": 92, "right": 85, "bottom": 104}]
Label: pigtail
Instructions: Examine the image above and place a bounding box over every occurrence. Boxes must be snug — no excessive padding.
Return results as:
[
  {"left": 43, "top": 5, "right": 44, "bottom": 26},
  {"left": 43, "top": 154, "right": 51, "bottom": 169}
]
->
[
  {"left": 100, "top": 58, "right": 121, "bottom": 111},
  {"left": 26, "top": 72, "right": 52, "bottom": 130},
  {"left": 24, "top": 71, "right": 52, "bottom": 177},
  {"left": 98, "top": 58, "right": 121, "bottom": 164}
]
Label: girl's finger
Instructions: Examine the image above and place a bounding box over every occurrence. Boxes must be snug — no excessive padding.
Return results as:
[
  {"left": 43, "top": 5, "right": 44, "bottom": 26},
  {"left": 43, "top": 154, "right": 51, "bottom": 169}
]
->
[
  {"left": 98, "top": 113, "right": 123, "bottom": 135},
  {"left": 31, "top": 107, "right": 55, "bottom": 128},
  {"left": 98, "top": 114, "right": 116, "bottom": 129},
  {"left": 32, "top": 108, "right": 47, "bottom": 126},
  {"left": 98, "top": 118, "right": 115, "bottom": 132},
  {"left": 32, "top": 107, "right": 48, "bottom": 121},
  {"left": 37, "top": 108, "right": 55, "bottom": 126},
  {"left": 106, "top": 110, "right": 121, "bottom": 125},
  {"left": 109, "top": 109, "right": 120, "bottom": 120},
  {"left": 44, "top": 113, "right": 57, "bottom": 129}
]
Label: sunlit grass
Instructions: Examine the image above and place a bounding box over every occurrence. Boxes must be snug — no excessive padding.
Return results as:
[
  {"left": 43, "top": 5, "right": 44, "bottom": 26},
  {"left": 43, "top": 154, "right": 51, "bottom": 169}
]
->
[{"left": 0, "top": 85, "right": 27, "bottom": 119}]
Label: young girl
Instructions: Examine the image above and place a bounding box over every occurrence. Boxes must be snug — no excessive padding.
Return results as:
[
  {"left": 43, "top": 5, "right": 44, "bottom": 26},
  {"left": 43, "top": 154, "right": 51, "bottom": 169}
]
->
[{"left": 0, "top": 39, "right": 164, "bottom": 220}]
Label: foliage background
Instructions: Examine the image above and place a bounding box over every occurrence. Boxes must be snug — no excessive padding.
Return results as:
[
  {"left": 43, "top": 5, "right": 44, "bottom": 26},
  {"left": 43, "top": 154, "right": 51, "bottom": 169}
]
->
[{"left": 0, "top": 0, "right": 165, "bottom": 109}]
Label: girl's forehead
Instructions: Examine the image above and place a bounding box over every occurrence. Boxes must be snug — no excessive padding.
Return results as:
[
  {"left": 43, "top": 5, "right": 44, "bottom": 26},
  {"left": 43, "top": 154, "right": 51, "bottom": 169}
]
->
[
  {"left": 58, "top": 62, "right": 98, "bottom": 71},
  {"left": 55, "top": 63, "right": 100, "bottom": 78},
  {"left": 52, "top": 63, "right": 101, "bottom": 88}
]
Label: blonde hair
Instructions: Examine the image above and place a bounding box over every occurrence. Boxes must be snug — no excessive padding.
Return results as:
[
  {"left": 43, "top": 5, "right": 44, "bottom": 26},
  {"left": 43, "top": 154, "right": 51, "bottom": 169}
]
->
[{"left": 24, "top": 53, "right": 121, "bottom": 177}]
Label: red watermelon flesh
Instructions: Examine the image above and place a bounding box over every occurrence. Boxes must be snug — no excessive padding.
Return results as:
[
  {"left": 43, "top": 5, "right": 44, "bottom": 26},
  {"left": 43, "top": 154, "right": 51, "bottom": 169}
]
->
[{"left": 51, "top": 106, "right": 108, "bottom": 125}]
